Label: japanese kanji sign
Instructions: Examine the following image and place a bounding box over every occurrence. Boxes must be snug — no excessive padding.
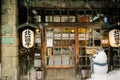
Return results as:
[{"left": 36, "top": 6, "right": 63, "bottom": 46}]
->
[
  {"left": 109, "top": 29, "right": 120, "bottom": 47},
  {"left": 22, "top": 29, "right": 34, "bottom": 48}
]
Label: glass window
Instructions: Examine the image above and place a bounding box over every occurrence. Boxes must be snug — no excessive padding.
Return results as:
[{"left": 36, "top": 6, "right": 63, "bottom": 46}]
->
[
  {"left": 94, "top": 28, "right": 101, "bottom": 46},
  {"left": 46, "top": 27, "right": 75, "bottom": 66},
  {"left": 34, "top": 31, "right": 42, "bottom": 68},
  {"left": 78, "top": 26, "right": 101, "bottom": 69}
]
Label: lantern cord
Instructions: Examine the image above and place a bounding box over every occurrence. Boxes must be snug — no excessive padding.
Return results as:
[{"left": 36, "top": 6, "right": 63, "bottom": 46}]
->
[
  {"left": 18, "top": 0, "right": 38, "bottom": 29},
  {"left": 24, "top": 0, "right": 31, "bottom": 24}
]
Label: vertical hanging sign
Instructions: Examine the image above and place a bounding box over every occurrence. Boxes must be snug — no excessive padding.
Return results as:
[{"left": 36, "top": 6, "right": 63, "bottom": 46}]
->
[
  {"left": 22, "top": 28, "right": 34, "bottom": 48},
  {"left": 109, "top": 29, "right": 120, "bottom": 47}
]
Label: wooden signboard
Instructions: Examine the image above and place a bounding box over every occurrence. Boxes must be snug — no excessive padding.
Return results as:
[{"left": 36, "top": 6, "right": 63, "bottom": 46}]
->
[{"left": 86, "top": 47, "right": 97, "bottom": 54}]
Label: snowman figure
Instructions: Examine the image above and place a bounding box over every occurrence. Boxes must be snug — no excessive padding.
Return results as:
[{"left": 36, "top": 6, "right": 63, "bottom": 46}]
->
[{"left": 91, "top": 47, "right": 108, "bottom": 74}]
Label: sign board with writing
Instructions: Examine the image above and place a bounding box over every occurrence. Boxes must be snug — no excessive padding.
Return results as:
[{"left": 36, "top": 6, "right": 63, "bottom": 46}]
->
[
  {"left": 46, "top": 39, "right": 53, "bottom": 47},
  {"left": 86, "top": 47, "right": 97, "bottom": 54},
  {"left": 101, "top": 39, "right": 108, "bottom": 44},
  {"left": 2, "top": 37, "right": 15, "bottom": 44},
  {"left": 22, "top": 29, "right": 34, "bottom": 48}
]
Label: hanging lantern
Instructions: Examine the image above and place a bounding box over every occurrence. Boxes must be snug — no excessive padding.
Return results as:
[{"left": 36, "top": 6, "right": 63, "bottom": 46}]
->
[
  {"left": 22, "top": 28, "right": 34, "bottom": 48},
  {"left": 109, "top": 29, "right": 120, "bottom": 47}
]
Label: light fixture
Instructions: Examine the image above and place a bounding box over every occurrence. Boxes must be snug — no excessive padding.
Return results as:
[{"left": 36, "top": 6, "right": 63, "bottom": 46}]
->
[
  {"left": 32, "top": 9, "right": 38, "bottom": 15},
  {"left": 71, "top": 29, "right": 74, "bottom": 33},
  {"left": 35, "top": 27, "right": 40, "bottom": 33},
  {"left": 118, "top": 22, "right": 120, "bottom": 25}
]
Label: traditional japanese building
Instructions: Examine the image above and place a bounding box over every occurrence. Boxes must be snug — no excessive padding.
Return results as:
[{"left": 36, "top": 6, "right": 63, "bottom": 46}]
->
[{"left": 0, "top": 0, "right": 120, "bottom": 80}]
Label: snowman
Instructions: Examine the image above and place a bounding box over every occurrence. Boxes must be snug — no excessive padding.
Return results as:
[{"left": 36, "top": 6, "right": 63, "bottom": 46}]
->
[{"left": 91, "top": 47, "right": 108, "bottom": 74}]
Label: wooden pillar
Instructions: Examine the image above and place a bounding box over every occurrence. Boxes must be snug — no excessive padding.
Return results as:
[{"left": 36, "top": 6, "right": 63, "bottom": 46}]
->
[
  {"left": 75, "top": 25, "right": 79, "bottom": 66},
  {"left": 1, "top": 0, "right": 18, "bottom": 80}
]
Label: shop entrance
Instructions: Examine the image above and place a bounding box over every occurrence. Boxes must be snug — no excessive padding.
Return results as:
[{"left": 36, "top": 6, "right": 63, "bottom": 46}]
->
[
  {"left": 45, "top": 26, "right": 78, "bottom": 80},
  {"left": 45, "top": 23, "right": 103, "bottom": 79},
  {"left": 18, "top": 23, "right": 110, "bottom": 80},
  {"left": 46, "top": 27, "right": 76, "bottom": 67}
]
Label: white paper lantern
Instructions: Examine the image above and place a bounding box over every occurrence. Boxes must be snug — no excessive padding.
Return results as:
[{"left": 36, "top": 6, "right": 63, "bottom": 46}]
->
[
  {"left": 22, "top": 29, "right": 34, "bottom": 48},
  {"left": 109, "top": 29, "right": 120, "bottom": 47}
]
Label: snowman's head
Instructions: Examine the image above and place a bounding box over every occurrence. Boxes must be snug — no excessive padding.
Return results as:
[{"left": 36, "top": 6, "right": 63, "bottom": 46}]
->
[{"left": 92, "top": 48, "right": 107, "bottom": 63}]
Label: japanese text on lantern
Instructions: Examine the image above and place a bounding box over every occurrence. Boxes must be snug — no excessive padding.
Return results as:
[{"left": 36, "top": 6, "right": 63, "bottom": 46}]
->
[
  {"left": 22, "top": 29, "right": 34, "bottom": 48},
  {"left": 109, "top": 29, "right": 120, "bottom": 47},
  {"left": 114, "top": 30, "right": 120, "bottom": 45}
]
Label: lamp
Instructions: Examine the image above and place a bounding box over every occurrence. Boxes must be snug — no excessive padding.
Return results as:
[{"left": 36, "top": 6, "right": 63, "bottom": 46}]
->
[
  {"left": 35, "top": 27, "right": 40, "bottom": 33},
  {"left": 35, "top": 24, "right": 43, "bottom": 33},
  {"left": 118, "top": 22, "right": 120, "bottom": 25},
  {"left": 32, "top": 9, "right": 38, "bottom": 15},
  {"left": 71, "top": 29, "right": 74, "bottom": 33},
  {"left": 109, "top": 29, "right": 120, "bottom": 47}
]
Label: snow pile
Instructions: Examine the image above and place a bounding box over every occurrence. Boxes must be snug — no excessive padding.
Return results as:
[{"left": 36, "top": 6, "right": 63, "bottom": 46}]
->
[
  {"left": 108, "top": 70, "right": 120, "bottom": 80},
  {"left": 87, "top": 70, "right": 120, "bottom": 80}
]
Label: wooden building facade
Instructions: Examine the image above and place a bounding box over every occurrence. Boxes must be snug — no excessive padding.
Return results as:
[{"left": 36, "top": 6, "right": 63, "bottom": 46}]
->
[
  {"left": 0, "top": 0, "right": 120, "bottom": 80},
  {"left": 18, "top": 8, "right": 115, "bottom": 80}
]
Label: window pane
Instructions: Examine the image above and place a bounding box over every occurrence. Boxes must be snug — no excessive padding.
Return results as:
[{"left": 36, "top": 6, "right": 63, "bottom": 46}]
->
[
  {"left": 94, "top": 28, "right": 101, "bottom": 46},
  {"left": 54, "top": 48, "right": 61, "bottom": 55},
  {"left": 62, "top": 48, "right": 70, "bottom": 55},
  {"left": 79, "top": 47, "right": 85, "bottom": 55}
]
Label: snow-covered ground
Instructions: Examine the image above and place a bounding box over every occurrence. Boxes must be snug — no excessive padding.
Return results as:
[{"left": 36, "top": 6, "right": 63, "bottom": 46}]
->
[{"left": 87, "top": 70, "right": 120, "bottom": 80}]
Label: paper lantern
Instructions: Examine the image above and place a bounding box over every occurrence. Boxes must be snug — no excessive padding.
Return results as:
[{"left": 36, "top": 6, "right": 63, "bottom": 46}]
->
[
  {"left": 109, "top": 29, "right": 120, "bottom": 47},
  {"left": 22, "top": 28, "right": 34, "bottom": 48}
]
